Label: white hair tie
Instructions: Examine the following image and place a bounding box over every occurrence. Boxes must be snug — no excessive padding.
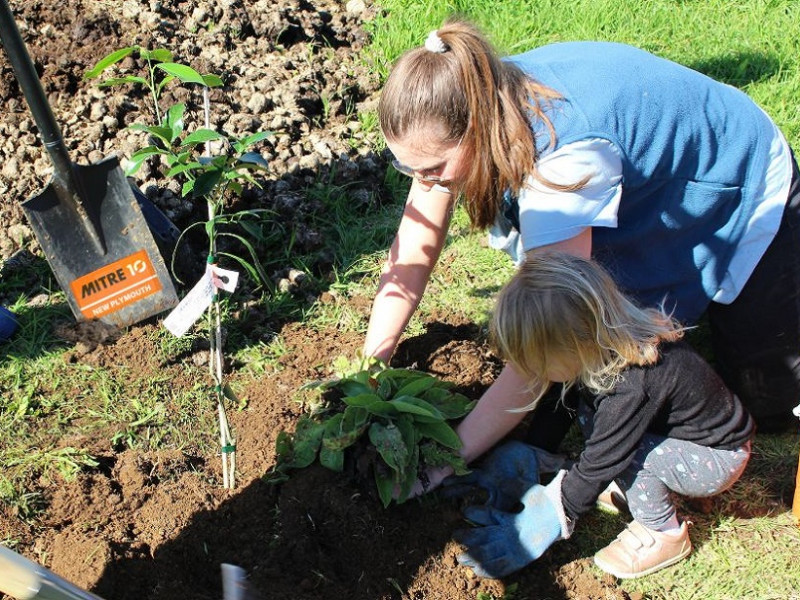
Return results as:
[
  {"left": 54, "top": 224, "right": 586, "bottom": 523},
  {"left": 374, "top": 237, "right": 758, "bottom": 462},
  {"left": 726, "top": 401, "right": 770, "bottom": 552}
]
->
[{"left": 424, "top": 30, "right": 448, "bottom": 53}]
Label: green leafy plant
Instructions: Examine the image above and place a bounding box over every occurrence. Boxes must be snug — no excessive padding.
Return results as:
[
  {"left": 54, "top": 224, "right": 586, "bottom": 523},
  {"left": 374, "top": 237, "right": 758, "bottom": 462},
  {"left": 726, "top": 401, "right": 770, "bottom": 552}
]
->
[{"left": 275, "top": 360, "right": 475, "bottom": 507}]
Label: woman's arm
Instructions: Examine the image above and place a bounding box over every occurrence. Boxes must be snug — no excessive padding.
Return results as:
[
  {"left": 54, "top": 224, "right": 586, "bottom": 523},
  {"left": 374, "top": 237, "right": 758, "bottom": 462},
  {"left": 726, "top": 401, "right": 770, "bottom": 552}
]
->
[
  {"left": 527, "top": 227, "right": 592, "bottom": 259},
  {"left": 363, "top": 181, "right": 456, "bottom": 362}
]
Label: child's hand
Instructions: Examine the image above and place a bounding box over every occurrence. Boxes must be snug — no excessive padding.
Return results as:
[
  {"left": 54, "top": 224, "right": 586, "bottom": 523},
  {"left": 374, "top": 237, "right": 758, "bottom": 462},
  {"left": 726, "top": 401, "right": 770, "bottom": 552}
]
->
[{"left": 454, "top": 482, "right": 563, "bottom": 578}]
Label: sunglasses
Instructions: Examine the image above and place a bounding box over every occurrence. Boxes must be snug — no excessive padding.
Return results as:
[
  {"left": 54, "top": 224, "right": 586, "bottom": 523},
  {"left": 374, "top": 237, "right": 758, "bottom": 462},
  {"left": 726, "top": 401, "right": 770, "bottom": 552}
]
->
[
  {"left": 390, "top": 159, "right": 453, "bottom": 185},
  {"left": 390, "top": 136, "right": 464, "bottom": 187}
]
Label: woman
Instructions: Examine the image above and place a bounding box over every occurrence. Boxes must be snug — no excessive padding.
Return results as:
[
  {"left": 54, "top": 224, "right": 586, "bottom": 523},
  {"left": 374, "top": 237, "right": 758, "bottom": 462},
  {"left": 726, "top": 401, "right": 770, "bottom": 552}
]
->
[{"left": 364, "top": 19, "right": 798, "bottom": 481}]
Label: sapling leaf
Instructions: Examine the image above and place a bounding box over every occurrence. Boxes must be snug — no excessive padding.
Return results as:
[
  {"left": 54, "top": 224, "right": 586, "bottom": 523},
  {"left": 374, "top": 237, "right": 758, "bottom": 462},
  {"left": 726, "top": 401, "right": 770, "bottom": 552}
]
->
[
  {"left": 191, "top": 169, "right": 223, "bottom": 199},
  {"left": 216, "top": 252, "right": 263, "bottom": 287},
  {"left": 181, "top": 179, "right": 195, "bottom": 197},
  {"left": 164, "top": 103, "right": 186, "bottom": 132},
  {"left": 84, "top": 47, "right": 135, "bottom": 79},
  {"left": 139, "top": 48, "right": 173, "bottom": 62},
  {"left": 165, "top": 161, "right": 203, "bottom": 178},
  {"left": 216, "top": 232, "right": 267, "bottom": 277},
  {"left": 128, "top": 123, "right": 174, "bottom": 147},
  {"left": 236, "top": 152, "right": 269, "bottom": 168},
  {"left": 202, "top": 74, "right": 224, "bottom": 87},
  {"left": 129, "top": 146, "right": 165, "bottom": 160},
  {"left": 181, "top": 128, "right": 225, "bottom": 146},
  {"left": 156, "top": 75, "right": 176, "bottom": 95},
  {"left": 232, "top": 131, "right": 274, "bottom": 152},
  {"left": 98, "top": 76, "right": 149, "bottom": 88},
  {"left": 126, "top": 146, "right": 165, "bottom": 175},
  {"left": 228, "top": 181, "right": 244, "bottom": 196},
  {"left": 155, "top": 62, "right": 207, "bottom": 85}
]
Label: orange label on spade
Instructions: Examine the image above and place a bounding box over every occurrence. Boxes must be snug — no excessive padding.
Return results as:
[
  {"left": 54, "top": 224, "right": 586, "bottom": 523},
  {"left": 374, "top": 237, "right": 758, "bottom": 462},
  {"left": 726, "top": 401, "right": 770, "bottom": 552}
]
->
[{"left": 70, "top": 249, "right": 163, "bottom": 319}]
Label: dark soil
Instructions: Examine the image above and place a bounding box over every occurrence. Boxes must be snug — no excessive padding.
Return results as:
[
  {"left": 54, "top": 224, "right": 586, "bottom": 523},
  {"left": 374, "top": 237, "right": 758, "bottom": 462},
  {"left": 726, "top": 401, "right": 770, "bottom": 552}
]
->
[{"left": 1, "top": 2, "right": 794, "bottom": 600}]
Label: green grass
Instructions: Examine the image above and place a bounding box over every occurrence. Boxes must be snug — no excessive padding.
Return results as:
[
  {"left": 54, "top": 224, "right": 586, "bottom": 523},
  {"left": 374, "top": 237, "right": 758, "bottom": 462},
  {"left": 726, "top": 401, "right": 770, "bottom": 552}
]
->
[
  {"left": 1, "top": 1, "right": 799, "bottom": 597},
  {"left": 365, "top": 0, "right": 800, "bottom": 149},
  {"left": 362, "top": 2, "right": 800, "bottom": 598}
]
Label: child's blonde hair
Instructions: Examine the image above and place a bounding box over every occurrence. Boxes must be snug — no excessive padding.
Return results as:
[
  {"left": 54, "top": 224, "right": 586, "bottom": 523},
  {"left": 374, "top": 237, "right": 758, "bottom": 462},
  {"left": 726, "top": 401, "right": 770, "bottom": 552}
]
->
[{"left": 491, "top": 252, "right": 684, "bottom": 410}]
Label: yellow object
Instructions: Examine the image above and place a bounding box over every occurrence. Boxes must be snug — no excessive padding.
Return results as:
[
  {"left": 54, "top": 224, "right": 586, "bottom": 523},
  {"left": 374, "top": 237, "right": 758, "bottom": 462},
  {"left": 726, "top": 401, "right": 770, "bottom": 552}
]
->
[{"left": 794, "top": 449, "right": 800, "bottom": 523}]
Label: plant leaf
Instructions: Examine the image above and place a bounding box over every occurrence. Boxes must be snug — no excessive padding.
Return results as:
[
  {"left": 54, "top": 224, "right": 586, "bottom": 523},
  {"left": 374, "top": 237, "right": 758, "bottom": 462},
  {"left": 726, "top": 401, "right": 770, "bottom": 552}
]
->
[
  {"left": 155, "top": 62, "right": 208, "bottom": 85},
  {"left": 191, "top": 169, "right": 223, "bottom": 198},
  {"left": 98, "top": 75, "right": 149, "bottom": 88},
  {"left": 374, "top": 468, "right": 394, "bottom": 508},
  {"left": 368, "top": 422, "right": 407, "bottom": 474},
  {"left": 396, "top": 444, "right": 420, "bottom": 503},
  {"left": 395, "top": 376, "right": 438, "bottom": 398},
  {"left": 319, "top": 446, "right": 344, "bottom": 471},
  {"left": 421, "top": 388, "right": 475, "bottom": 419},
  {"left": 181, "top": 128, "right": 225, "bottom": 146},
  {"left": 84, "top": 47, "right": 135, "bottom": 79},
  {"left": 335, "top": 378, "right": 375, "bottom": 396},
  {"left": 277, "top": 416, "right": 325, "bottom": 469},
  {"left": 415, "top": 421, "right": 462, "bottom": 450},
  {"left": 140, "top": 48, "right": 173, "bottom": 62},
  {"left": 340, "top": 392, "right": 383, "bottom": 408},
  {"left": 165, "top": 161, "right": 203, "bottom": 178},
  {"left": 389, "top": 396, "right": 444, "bottom": 422},
  {"left": 202, "top": 73, "right": 224, "bottom": 87},
  {"left": 321, "top": 407, "right": 368, "bottom": 452}
]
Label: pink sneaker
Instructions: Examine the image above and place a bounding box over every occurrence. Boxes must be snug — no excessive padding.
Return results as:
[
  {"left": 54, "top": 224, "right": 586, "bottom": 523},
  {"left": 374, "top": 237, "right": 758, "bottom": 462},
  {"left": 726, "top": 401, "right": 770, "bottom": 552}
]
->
[
  {"left": 596, "top": 480, "right": 628, "bottom": 514},
  {"left": 594, "top": 520, "right": 691, "bottom": 579}
]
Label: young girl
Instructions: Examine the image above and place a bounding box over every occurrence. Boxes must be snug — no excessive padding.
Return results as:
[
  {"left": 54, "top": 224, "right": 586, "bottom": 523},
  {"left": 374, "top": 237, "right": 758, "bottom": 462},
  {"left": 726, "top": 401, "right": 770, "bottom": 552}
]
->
[
  {"left": 454, "top": 252, "right": 754, "bottom": 579},
  {"left": 363, "top": 17, "right": 799, "bottom": 471}
]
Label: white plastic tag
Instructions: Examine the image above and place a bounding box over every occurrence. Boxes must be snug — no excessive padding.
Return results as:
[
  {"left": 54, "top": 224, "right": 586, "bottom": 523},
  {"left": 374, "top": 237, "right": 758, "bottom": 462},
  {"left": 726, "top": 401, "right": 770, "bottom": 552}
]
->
[
  {"left": 163, "top": 265, "right": 239, "bottom": 337},
  {"left": 210, "top": 265, "right": 239, "bottom": 293}
]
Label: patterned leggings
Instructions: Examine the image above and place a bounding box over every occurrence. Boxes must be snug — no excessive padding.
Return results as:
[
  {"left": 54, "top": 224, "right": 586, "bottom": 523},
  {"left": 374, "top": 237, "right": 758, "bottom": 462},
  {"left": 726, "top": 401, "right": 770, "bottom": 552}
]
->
[
  {"left": 614, "top": 434, "right": 751, "bottom": 530},
  {"left": 577, "top": 405, "right": 751, "bottom": 530}
]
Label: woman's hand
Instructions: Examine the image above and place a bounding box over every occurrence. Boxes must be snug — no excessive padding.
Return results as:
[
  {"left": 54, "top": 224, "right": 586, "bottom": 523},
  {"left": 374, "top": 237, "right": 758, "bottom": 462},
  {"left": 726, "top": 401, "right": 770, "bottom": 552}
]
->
[{"left": 406, "top": 465, "right": 456, "bottom": 498}]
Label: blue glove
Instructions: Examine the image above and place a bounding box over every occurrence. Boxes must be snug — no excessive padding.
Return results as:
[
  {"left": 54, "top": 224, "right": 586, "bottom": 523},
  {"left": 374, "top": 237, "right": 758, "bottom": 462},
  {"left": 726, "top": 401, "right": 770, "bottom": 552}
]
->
[
  {"left": 441, "top": 440, "right": 566, "bottom": 512},
  {"left": 454, "top": 478, "right": 566, "bottom": 578}
]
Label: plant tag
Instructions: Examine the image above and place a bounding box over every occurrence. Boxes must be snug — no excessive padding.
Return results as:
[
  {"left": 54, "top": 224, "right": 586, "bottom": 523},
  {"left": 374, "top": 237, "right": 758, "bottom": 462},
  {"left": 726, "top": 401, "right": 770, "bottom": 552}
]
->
[
  {"left": 210, "top": 265, "right": 239, "bottom": 293},
  {"left": 163, "top": 271, "right": 215, "bottom": 337}
]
